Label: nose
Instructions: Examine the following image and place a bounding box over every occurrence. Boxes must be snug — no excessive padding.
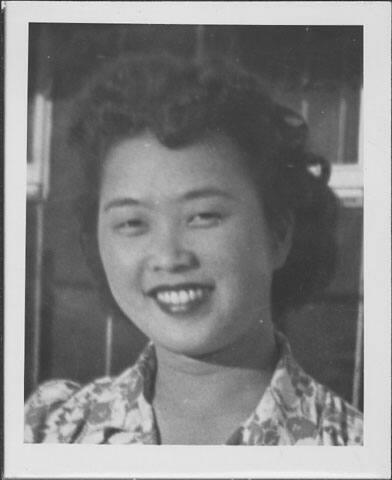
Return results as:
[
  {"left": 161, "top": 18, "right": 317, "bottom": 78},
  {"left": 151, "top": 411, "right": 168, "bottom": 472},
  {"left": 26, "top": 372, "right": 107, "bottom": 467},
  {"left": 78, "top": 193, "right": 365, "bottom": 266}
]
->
[{"left": 146, "top": 226, "right": 199, "bottom": 273}]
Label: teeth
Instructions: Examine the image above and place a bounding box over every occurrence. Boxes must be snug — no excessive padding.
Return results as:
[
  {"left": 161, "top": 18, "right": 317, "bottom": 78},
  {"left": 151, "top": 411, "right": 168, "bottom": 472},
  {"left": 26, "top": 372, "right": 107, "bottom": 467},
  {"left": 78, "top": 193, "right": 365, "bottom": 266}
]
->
[
  {"left": 170, "top": 291, "right": 178, "bottom": 304},
  {"left": 155, "top": 288, "right": 207, "bottom": 305},
  {"left": 159, "top": 292, "right": 171, "bottom": 303},
  {"left": 179, "top": 291, "right": 188, "bottom": 303}
]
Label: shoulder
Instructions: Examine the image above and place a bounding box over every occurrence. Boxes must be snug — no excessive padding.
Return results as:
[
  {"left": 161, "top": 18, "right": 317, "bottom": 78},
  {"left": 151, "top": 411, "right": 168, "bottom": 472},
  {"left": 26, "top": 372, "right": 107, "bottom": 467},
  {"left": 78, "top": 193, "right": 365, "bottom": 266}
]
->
[
  {"left": 24, "top": 379, "right": 82, "bottom": 442},
  {"left": 284, "top": 365, "right": 363, "bottom": 445},
  {"left": 317, "top": 384, "right": 363, "bottom": 445},
  {"left": 272, "top": 333, "right": 363, "bottom": 445},
  {"left": 24, "top": 365, "right": 141, "bottom": 443}
]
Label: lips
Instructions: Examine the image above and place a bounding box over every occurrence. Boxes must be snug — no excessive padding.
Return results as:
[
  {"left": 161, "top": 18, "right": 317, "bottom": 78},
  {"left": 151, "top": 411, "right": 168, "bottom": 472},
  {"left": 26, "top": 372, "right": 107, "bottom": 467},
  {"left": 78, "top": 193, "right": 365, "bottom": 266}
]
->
[{"left": 147, "top": 283, "right": 214, "bottom": 315}]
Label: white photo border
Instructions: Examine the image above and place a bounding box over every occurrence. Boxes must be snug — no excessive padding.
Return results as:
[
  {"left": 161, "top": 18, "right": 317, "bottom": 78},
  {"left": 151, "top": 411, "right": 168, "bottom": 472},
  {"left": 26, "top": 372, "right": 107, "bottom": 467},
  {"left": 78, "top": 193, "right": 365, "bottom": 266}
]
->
[{"left": 4, "top": 1, "right": 391, "bottom": 478}]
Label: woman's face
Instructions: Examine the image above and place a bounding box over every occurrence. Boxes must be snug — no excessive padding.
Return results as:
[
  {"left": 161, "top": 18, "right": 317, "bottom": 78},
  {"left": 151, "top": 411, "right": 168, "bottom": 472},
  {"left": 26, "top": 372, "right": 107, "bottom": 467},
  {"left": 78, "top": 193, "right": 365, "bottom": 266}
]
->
[{"left": 98, "top": 133, "right": 289, "bottom": 357}]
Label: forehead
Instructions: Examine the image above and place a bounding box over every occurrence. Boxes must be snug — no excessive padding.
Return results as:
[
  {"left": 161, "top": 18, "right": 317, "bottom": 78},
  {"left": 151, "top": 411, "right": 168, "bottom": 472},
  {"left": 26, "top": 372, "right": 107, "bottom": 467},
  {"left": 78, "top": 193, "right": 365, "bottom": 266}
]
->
[{"left": 100, "top": 133, "right": 256, "bottom": 202}]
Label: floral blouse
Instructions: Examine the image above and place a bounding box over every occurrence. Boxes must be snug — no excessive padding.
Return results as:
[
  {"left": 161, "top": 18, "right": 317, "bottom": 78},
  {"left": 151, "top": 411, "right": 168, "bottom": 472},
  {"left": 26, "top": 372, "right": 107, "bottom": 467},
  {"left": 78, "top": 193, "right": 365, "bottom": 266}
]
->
[{"left": 24, "top": 333, "right": 363, "bottom": 445}]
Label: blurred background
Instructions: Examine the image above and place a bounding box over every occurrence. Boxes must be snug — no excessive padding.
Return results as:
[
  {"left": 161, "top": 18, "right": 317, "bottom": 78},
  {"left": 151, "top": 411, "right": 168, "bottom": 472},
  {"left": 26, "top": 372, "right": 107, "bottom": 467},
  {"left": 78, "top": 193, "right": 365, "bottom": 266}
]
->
[{"left": 26, "top": 24, "right": 363, "bottom": 410}]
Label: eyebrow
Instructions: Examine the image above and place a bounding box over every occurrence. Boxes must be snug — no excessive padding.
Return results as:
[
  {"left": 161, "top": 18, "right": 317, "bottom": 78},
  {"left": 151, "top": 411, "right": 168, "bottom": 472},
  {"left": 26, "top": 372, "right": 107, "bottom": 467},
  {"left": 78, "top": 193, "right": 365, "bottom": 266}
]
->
[
  {"left": 103, "top": 187, "right": 235, "bottom": 212},
  {"left": 181, "top": 187, "right": 235, "bottom": 202}
]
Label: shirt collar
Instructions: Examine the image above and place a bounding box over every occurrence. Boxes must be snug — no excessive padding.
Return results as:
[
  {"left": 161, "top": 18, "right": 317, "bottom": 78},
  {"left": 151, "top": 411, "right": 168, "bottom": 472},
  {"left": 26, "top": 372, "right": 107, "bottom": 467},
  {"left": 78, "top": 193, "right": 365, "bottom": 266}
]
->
[{"left": 107, "top": 331, "right": 311, "bottom": 444}]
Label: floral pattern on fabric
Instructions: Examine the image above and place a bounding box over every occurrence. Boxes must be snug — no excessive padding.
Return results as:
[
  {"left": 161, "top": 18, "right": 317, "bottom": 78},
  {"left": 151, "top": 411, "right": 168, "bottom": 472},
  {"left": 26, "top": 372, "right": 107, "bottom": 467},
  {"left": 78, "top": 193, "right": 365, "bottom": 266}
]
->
[{"left": 24, "top": 333, "right": 363, "bottom": 445}]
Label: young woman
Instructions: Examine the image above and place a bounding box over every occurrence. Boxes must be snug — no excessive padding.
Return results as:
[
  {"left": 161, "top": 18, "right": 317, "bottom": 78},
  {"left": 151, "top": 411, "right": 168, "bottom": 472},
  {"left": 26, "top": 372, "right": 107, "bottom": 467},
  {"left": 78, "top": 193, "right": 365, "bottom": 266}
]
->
[{"left": 24, "top": 54, "right": 363, "bottom": 445}]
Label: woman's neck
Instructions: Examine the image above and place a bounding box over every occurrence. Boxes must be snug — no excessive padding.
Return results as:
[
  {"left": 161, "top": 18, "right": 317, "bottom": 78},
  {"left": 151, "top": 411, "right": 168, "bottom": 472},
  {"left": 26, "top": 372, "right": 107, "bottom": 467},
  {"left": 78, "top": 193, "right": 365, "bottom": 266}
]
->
[{"left": 153, "top": 322, "right": 279, "bottom": 419}]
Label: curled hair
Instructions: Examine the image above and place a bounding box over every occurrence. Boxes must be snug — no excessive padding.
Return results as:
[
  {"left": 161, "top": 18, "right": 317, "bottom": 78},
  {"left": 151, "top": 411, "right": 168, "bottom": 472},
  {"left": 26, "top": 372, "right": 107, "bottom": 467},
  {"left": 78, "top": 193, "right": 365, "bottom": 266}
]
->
[{"left": 70, "top": 53, "right": 339, "bottom": 318}]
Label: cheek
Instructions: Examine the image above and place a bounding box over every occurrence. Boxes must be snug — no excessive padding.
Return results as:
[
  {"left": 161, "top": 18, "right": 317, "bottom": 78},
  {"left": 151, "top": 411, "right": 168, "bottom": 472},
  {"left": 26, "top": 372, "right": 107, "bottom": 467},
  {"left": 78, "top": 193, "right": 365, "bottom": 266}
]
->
[
  {"left": 199, "top": 218, "right": 275, "bottom": 280},
  {"left": 98, "top": 231, "right": 143, "bottom": 295}
]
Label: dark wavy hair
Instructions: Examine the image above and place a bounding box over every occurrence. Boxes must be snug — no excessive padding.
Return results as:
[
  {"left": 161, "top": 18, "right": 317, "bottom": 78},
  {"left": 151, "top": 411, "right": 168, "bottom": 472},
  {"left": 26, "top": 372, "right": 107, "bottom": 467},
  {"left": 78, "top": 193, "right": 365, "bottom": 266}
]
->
[{"left": 70, "top": 53, "right": 339, "bottom": 319}]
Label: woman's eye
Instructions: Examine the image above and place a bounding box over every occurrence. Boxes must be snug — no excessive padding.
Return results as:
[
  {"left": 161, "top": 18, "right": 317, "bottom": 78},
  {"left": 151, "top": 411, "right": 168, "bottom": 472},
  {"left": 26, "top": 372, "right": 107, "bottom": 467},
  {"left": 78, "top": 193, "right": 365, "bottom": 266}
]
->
[
  {"left": 114, "top": 219, "right": 147, "bottom": 236},
  {"left": 188, "top": 212, "right": 223, "bottom": 228}
]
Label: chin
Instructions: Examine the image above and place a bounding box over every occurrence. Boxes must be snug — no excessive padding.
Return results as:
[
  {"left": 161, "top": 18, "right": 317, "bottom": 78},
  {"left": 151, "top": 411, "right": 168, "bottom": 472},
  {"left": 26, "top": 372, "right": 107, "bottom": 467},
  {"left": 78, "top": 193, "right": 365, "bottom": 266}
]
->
[{"left": 154, "top": 329, "right": 242, "bottom": 359}]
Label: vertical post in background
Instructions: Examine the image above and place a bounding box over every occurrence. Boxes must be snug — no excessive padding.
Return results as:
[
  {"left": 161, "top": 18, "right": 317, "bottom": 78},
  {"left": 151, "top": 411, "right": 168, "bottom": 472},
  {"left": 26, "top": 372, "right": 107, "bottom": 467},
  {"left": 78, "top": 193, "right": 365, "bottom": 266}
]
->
[
  {"left": 357, "top": 88, "right": 364, "bottom": 169},
  {"left": 352, "top": 243, "right": 363, "bottom": 409},
  {"left": 352, "top": 88, "right": 364, "bottom": 409},
  {"left": 29, "top": 96, "right": 53, "bottom": 389},
  {"left": 27, "top": 24, "right": 53, "bottom": 391},
  {"left": 104, "top": 315, "right": 113, "bottom": 376},
  {"left": 300, "top": 27, "right": 312, "bottom": 122},
  {"left": 336, "top": 38, "right": 349, "bottom": 164},
  {"left": 31, "top": 201, "right": 44, "bottom": 389},
  {"left": 336, "top": 89, "right": 348, "bottom": 164}
]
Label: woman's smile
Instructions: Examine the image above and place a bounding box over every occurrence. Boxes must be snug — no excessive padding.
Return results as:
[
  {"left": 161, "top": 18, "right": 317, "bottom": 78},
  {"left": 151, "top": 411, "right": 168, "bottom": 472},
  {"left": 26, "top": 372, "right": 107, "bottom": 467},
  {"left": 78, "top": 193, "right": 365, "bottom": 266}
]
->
[
  {"left": 98, "top": 132, "right": 289, "bottom": 356},
  {"left": 147, "top": 283, "right": 215, "bottom": 316}
]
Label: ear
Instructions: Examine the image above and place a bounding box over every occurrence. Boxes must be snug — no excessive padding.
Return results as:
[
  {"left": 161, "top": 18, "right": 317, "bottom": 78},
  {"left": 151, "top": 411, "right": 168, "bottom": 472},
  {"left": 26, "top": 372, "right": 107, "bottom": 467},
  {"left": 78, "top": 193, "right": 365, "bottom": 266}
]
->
[{"left": 271, "top": 213, "right": 294, "bottom": 271}]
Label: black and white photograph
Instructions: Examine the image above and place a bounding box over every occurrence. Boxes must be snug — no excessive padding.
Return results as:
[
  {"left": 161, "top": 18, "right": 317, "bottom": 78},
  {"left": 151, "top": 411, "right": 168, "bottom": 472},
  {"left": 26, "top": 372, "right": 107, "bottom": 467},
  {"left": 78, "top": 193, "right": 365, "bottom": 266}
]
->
[{"left": 4, "top": 1, "right": 391, "bottom": 478}]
